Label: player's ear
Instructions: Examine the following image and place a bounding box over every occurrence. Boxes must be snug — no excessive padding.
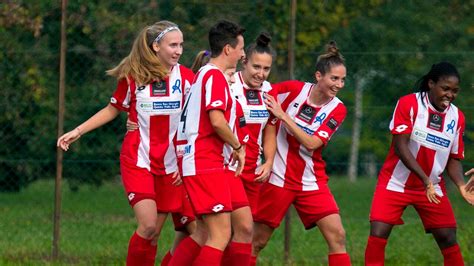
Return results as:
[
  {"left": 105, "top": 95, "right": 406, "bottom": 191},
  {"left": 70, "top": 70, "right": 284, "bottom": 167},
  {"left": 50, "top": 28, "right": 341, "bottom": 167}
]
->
[
  {"left": 315, "top": 71, "right": 322, "bottom": 82},
  {"left": 152, "top": 42, "right": 160, "bottom": 53},
  {"left": 428, "top": 79, "right": 435, "bottom": 90}
]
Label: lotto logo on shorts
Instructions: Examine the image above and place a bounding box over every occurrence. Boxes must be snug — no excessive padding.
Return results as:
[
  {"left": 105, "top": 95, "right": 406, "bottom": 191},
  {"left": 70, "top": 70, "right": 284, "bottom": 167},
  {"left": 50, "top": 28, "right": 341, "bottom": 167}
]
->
[
  {"left": 180, "top": 216, "right": 188, "bottom": 224},
  {"left": 128, "top": 193, "right": 135, "bottom": 202},
  {"left": 212, "top": 204, "right": 224, "bottom": 213}
]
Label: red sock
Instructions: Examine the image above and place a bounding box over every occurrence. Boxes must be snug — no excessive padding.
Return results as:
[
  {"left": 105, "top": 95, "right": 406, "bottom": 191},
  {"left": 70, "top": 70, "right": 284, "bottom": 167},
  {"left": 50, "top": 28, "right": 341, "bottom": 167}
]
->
[
  {"left": 220, "top": 245, "right": 231, "bottom": 266},
  {"left": 365, "top": 236, "right": 387, "bottom": 266},
  {"left": 161, "top": 250, "right": 172, "bottom": 266},
  {"left": 250, "top": 255, "right": 257, "bottom": 266},
  {"left": 169, "top": 237, "right": 201, "bottom": 266},
  {"left": 126, "top": 232, "right": 156, "bottom": 266},
  {"left": 441, "top": 244, "right": 464, "bottom": 266},
  {"left": 193, "top": 245, "right": 223, "bottom": 266},
  {"left": 228, "top": 242, "right": 252, "bottom": 266},
  {"left": 328, "top": 253, "right": 351, "bottom": 266}
]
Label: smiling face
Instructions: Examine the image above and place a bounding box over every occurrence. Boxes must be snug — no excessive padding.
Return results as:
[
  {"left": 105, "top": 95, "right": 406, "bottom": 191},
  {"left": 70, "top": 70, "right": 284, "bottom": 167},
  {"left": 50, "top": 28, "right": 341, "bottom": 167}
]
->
[
  {"left": 428, "top": 75, "right": 460, "bottom": 111},
  {"left": 153, "top": 30, "right": 183, "bottom": 69},
  {"left": 315, "top": 64, "right": 346, "bottom": 99},
  {"left": 241, "top": 52, "right": 273, "bottom": 89}
]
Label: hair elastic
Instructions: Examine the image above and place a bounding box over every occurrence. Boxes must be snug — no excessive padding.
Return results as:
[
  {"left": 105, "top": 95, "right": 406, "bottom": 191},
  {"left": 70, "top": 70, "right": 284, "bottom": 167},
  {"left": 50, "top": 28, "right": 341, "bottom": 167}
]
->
[{"left": 154, "top": 26, "right": 180, "bottom": 43}]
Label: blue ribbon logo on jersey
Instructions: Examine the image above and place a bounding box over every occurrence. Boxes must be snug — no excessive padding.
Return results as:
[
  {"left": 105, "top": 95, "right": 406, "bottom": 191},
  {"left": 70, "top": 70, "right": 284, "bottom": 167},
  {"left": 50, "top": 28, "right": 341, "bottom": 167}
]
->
[
  {"left": 172, "top": 79, "right": 181, "bottom": 94},
  {"left": 314, "top": 112, "right": 327, "bottom": 125},
  {"left": 446, "top": 119, "right": 455, "bottom": 134}
]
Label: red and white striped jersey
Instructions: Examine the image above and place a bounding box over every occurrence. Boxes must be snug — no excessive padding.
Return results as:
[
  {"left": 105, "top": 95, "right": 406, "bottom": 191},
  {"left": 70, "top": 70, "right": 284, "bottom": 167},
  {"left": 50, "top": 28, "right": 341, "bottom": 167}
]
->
[
  {"left": 110, "top": 64, "right": 194, "bottom": 175},
  {"left": 378, "top": 93, "right": 465, "bottom": 196},
  {"left": 181, "top": 64, "right": 233, "bottom": 176},
  {"left": 222, "top": 95, "right": 250, "bottom": 168},
  {"left": 269, "top": 80, "right": 346, "bottom": 191},
  {"left": 225, "top": 72, "right": 277, "bottom": 177}
]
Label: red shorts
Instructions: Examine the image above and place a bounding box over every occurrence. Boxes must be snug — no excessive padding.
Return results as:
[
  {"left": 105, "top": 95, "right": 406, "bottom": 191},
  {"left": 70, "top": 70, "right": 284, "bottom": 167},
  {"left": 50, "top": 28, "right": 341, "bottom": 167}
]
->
[
  {"left": 228, "top": 170, "right": 249, "bottom": 210},
  {"left": 241, "top": 176, "right": 263, "bottom": 217},
  {"left": 254, "top": 182, "right": 339, "bottom": 230},
  {"left": 182, "top": 170, "right": 233, "bottom": 215},
  {"left": 171, "top": 191, "right": 196, "bottom": 231},
  {"left": 369, "top": 185, "right": 457, "bottom": 231},
  {"left": 120, "top": 158, "right": 182, "bottom": 212}
]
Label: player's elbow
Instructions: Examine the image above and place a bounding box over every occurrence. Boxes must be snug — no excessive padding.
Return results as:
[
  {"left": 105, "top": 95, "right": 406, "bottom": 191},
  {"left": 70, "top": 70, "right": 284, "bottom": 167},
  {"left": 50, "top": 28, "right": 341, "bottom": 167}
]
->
[{"left": 303, "top": 142, "right": 319, "bottom": 151}]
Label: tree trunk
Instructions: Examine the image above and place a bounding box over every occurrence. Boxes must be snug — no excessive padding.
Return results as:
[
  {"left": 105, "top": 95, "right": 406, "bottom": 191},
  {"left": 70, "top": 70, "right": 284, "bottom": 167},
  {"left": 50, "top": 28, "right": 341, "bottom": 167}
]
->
[{"left": 348, "top": 77, "right": 364, "bottom": 182}]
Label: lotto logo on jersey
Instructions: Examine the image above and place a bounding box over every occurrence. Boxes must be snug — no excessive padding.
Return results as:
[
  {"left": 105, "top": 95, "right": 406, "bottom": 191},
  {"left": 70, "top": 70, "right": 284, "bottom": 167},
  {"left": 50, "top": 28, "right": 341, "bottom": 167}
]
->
[
  {"left": 212, "top": 204, "right": 224, "bottom": 213},
  {"left": 210, "top": 100, "right": 223, "bottom": 107},
  {"left": 395, "top": 124, "right": 409, "bottom": 133},
  {"left": 128, "top": 193, "right": 135, "bottom": 202},
  {"left": 180, "top": 216, "right": 189, "bottom": 225},
  {"left": 318, "top": 131, "right": 329, "bottom": 139}
]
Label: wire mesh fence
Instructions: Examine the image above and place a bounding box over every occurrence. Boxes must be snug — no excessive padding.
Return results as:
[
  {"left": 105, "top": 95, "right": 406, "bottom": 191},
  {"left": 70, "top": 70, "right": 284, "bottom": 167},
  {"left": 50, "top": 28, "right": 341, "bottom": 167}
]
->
[{"left": 1, "top": 0, "right": 473, "bottom": 265}]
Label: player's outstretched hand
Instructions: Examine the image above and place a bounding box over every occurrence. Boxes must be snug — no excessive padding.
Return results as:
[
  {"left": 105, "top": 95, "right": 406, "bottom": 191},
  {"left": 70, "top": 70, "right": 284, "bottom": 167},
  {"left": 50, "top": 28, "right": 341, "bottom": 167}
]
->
[
  {"left": 464, "top": 168, "right": 474, "bottom": 193},
  {"left": 459, "top": 184, "right": 474, "bottom": 206},
  {"left": 57, "top": 127, "right": 82, "bottom": 151}
]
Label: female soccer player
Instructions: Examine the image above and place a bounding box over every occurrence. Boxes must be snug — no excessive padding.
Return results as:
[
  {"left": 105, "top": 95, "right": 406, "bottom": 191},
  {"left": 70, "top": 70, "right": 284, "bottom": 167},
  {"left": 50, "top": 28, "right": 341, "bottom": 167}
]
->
[
  {"left": 230, "top": 32, "right": 277, "bottom": 215},
  {"left": 251, "top": 41, "right": 351, "bottom": 265},
  {"left": 126, "top": 50, "right": 239, "bottom": 266},
  {"left": 364, "top": 62, "right": 474, "bottom": 266},
  {"left": 57, "top": 21, "right": 194, "bottom": 266},
  {"left": 219, "top": 32, "right": 278, "bottom": 266},
  {"left": 168, "top": 20, "right": 246, "bottom": 266}
]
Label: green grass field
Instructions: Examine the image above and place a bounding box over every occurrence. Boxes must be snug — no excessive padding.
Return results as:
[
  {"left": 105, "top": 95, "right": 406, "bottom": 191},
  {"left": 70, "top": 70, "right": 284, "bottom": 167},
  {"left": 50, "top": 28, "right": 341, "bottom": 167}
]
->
[{"left": 0, "top": 178, "right": 472, "bottom": 265}]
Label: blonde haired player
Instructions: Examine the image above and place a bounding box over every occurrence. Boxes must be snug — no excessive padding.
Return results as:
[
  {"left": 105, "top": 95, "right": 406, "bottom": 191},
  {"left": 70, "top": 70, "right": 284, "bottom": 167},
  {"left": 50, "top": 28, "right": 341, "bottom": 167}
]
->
[{"left": 58, "top": 21, "right": 194, "bottom": 266}]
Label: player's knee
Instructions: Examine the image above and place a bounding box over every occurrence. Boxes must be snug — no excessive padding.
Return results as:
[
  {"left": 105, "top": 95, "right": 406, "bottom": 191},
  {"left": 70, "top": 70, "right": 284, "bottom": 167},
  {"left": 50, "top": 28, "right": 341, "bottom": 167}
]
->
[
  {"left": 434, "top": 230, "right": 457, "bottom": 248},
  {"left": 138, "top": 220, "right": 159, "bottom": 239},
  {"left": 233, "top": 221, "right": 253, "bottom": 242},
  {"left": 252, "top": 235, "right": 270, "bottom": 254},
  {"left": 209, "top": 227, "right": 231, "bottom": 249}
]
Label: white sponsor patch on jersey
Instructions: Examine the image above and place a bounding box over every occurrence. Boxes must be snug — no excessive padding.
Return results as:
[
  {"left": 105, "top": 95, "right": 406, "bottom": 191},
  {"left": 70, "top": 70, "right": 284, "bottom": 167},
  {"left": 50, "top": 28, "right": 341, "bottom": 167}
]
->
[
  {"left": 411, "top": 128, "right": 451, "bottom": 151},
  {"left": 137, "top": 100, "right": 181, "bottom": 115}
]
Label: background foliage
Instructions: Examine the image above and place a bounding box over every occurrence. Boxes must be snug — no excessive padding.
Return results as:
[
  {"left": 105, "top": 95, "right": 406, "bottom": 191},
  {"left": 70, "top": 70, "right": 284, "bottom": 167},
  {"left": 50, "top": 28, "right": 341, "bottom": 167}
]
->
[{"left": 1, "top": 0, "right": 473, "bottom": 264}]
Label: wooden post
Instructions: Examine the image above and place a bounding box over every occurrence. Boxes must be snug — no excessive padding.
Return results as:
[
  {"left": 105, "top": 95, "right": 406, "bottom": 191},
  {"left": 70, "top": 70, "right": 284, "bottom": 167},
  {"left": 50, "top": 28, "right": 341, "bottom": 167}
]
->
[
  {"left": 53, "top": 0, "right": 68, "bottom": 260},
  {"left": 284, "top": 0, "right": 296, "bottom": 264}
]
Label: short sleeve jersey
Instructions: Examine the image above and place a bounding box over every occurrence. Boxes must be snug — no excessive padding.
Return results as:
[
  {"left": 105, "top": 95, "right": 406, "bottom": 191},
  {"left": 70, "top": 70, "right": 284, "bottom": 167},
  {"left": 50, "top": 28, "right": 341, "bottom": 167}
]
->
[
  {"left": 181, "top": 64, "right": 233, "bottom": 176},
  {"left": 269, "top": 80, "right": 347, "bottom": 191},
  {"left": 110, "top": 64, "right": 194, "bottom": 176},
  {"left": 226, "top": 72, "right": 277, "bottom": 177},
  {"left": 378, "top": 92, "right": 465, "bottom": 196}
]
